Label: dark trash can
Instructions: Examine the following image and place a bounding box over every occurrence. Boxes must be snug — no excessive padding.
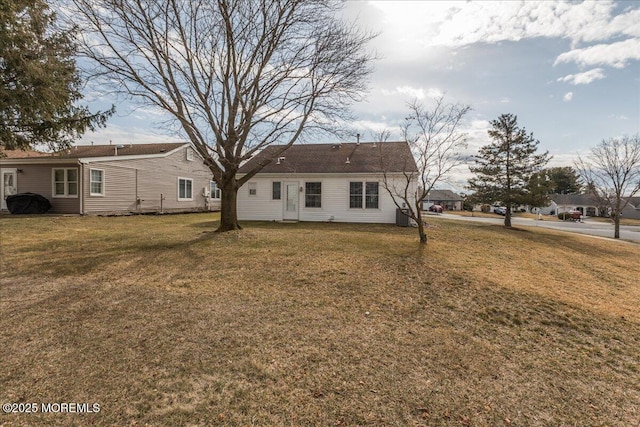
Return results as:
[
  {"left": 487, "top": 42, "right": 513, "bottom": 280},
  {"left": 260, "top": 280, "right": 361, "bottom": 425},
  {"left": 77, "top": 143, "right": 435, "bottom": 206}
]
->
[
  {"left": 6, "top": 193, "right": 52, "bottom": 214},
  {"left": 396, "top": 208, "right": 410, "bottom": 227}
]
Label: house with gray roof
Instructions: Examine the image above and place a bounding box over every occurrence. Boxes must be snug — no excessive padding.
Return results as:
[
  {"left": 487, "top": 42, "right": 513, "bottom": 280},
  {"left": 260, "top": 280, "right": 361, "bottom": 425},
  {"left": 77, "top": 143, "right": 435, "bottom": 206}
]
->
[
  {"left": 236, "top": 141, "right": 417, "bottom": 223},
  {"left": 0, "top": 143, "right": 219, "bottom": 214},
  {"left": 539, "top": 193, "right": 602, "bottom": 217},
  {"left": 621, "top": 197, "right": 640, "bottom": 220},
  {"left": 422, "top": 189, "right": 464, "bottom": 211}
]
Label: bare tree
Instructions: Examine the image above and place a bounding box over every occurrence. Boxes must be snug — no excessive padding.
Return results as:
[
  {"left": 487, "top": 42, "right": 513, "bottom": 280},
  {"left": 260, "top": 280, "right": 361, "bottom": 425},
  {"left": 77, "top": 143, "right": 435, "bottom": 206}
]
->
[
  {"left": 379, "top": 96, "right": 471, "bottom": 244},
  {"left": 575, "top": 134, "right": 640, "bottom": 239},
  {"left": 65, "top": 0, "right": 375, "bottom": 231}
]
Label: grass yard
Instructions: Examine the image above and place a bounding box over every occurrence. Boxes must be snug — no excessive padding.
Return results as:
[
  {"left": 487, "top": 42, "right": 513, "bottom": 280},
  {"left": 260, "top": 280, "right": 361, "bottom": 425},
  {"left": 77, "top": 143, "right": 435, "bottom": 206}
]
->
[{"left": 1, "top": 213, "right": 639, "bottom": 426}]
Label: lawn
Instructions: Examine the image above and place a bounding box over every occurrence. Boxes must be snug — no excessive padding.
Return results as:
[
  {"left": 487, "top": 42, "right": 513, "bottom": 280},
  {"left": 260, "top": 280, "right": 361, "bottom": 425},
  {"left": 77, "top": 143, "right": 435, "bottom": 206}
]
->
[{"left": 1, "top": 213, "right": 639, "bottom": 426}]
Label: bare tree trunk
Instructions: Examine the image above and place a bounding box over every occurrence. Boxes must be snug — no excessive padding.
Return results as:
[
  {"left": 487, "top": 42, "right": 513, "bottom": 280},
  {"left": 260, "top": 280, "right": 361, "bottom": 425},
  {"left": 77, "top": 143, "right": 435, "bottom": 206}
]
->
[
  {"left": 614, "top": 214, "right": 620, "bottom": 239},
  {"left": 417, "top": 220, "right": 428, "bottom": 244},
  {"left": 504, "top": 205, "right": 512, "bottom": 227},
  {"left": 218, "top": 179, "right": 241, "bottom": 232}
]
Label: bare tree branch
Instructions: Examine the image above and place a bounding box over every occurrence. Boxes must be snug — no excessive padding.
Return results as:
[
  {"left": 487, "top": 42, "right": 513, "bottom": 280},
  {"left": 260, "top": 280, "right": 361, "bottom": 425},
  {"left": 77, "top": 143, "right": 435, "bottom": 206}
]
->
[{"left": 378, "top": 95, "right": 471, "bottom": 244}]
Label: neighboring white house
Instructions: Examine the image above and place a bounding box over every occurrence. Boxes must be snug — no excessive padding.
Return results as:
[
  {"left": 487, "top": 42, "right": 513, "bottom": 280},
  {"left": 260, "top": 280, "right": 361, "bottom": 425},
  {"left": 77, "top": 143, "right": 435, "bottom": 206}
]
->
[
  {"left": 422, "top": 189, "right": 464, "bottom": 211},
  {"left": 538, "top": 193, "right": 603, "bottom": 217},
  {"left": 236, "top": 141, "right": 418, "bottom": 224}
]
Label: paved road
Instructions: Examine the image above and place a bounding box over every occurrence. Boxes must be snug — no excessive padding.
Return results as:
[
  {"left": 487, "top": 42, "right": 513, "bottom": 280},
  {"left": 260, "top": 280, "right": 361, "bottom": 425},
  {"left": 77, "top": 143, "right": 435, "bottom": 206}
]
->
[{"left": 434, "top": 213, "right": 640, "bottom": 243}]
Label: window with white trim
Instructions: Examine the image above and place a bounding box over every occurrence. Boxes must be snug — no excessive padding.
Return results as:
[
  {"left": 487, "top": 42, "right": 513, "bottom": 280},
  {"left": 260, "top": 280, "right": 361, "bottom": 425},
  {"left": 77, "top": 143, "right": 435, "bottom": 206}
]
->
[
  {"left": 272, "top": 182, "right": 281, "bottom": 200},
  {"left": 349, "top": 181, "right": 379, "bottom": 209},
  {"left": 210, "top": 181, "right": 221, "bottom": 199},
  {"left": 365, "top": 182, "right": 379, "bottom": 209},
  {"left": 89, "top": 169, "right": 104, "bottom": 196},
  {"left": 305, "top": 182, "right": 321, "bottom": 208},
  {"left": 248, "top": 182, "right": 257, "bottom": 196},
  {"left": 178, "top": 178, "right": 193, "bottom": 201},
  {"left": 52, "top": 168, "right": 78, "bottom": 198},
  {"left": 349, "top": 182, "right": 363, "bottom": 208}
]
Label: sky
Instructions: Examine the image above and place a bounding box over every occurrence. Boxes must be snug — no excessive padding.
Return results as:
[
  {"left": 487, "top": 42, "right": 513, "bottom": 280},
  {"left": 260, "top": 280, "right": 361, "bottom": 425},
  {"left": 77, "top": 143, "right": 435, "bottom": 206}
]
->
[{"left": 78, "top": 0, "right": 640, "bottom": 191}]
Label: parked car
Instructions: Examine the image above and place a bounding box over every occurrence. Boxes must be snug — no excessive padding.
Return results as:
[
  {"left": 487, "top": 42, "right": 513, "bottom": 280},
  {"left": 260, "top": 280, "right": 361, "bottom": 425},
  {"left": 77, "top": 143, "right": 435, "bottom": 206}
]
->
[
  {"left": 494, "top": 206, "right": 506, "bottom": 215},
  {"left": 428, "top": 204, "right": 443, "bottom": 213}
]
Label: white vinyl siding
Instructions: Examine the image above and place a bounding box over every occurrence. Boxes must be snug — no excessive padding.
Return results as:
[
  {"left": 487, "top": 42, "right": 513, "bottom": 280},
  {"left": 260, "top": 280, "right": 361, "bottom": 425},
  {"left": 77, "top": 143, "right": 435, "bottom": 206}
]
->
[
  {"left": 178, "top": 178, "right": 193, "bottom": 201},
  {"left": 52, "top": 168, "right": 78, "bottom": 198},
  {"left": 89, "top": 169, "right": 104, "bottom": 196}
]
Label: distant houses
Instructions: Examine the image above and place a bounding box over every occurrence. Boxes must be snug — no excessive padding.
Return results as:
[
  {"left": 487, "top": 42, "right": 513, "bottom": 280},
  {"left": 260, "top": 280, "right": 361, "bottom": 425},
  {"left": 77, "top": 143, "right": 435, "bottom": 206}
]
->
[{"left": 421, "top": 189, "right": 464, "bottom": 211}]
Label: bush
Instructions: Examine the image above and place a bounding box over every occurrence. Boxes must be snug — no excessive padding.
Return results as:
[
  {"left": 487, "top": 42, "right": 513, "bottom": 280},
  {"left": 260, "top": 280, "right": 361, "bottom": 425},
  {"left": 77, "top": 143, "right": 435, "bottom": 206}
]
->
[{"left": 558, "top": 212, "right": 570, "bottom": 220}]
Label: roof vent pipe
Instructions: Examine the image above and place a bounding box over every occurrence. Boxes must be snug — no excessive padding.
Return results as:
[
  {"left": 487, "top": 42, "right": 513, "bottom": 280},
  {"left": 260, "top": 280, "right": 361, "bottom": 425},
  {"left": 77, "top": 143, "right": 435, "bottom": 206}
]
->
[
  {"left": 356, "top": 133, "right": 360, "bottom": 145},
  {"left": 345, "top": 157, "right": 350, "bottom": 164}
]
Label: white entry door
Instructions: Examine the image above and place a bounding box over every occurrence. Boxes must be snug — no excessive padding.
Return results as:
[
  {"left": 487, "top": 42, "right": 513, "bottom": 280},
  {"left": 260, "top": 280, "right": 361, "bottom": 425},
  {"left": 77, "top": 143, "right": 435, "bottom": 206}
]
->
[
  {"left": 1, "top": 168, "right": 18, "bottom": 210},
  {"left": 283, "top": 182, "right": 299, "bottom": 220}
]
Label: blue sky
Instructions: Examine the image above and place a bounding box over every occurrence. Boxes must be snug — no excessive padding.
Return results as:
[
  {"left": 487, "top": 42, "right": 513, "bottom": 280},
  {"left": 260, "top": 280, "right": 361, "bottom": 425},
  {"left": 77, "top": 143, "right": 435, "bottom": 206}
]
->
[{"left": 79, "top": 0, "right": 640, "bottom": 190}]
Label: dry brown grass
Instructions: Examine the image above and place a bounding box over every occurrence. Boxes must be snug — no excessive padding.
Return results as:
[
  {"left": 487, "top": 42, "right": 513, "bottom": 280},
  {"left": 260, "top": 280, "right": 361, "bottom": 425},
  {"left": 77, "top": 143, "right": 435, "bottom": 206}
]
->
[{"left": 1, "top": 214, "right": 639, "bottom": 426}]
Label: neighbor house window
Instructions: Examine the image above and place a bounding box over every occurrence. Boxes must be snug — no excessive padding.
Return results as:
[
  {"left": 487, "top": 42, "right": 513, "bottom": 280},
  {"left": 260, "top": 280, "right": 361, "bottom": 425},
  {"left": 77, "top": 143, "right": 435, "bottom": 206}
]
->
[
  {"left": 349, "top": 181, "right": 379, "bottom": 209},
  {"left": 89, "top": 169, "right": 104, "bottom": 196},
  {"left": 210, "top": 181, "right": 221, "bottom": 199},
  {"left": 178, "top": 178, "right": 193, "bottom": 201},
  {"left": 272, "top": 182, "right": 281, "bottom": 200},
  {"left": 248, "top": 182, "right": 257, "bottom": 196},
  {"left": 305, "top": 182, "right": 321, "bottom": 208},
  {"left": 52, "top": 168, "right": 78, "bottom": 198}
]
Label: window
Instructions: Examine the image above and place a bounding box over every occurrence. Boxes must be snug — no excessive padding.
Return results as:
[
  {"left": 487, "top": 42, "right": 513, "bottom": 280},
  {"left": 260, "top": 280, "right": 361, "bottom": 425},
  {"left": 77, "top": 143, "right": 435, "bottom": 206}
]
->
[
  {"left": 52, "top": 168, "right": 78, "bottom": 198},
  {"left": 248, "top": 182, "right": 257, "bottom": 196},
  {"left": 349, "top": 182, "right": 363, "bottom": 208},
  {"left": 210, "top": 181, "right": 221, "bottom": 199},
  {"left": 90, "top": 169, "right": 104, "bottom": 196},
  {"left": 272, "top": 182, "right": 281, "bottom": 200},
  {"left": 349, "top": 181, "right": 379, "bottom": 209},
  {"left": 365, "top": 182, "right": 379, "bottom": 209},
  {"left": 305, "top": 182, "right": 321, "bottom": 208},
  {"left": 178, "top": 178, "right": 193, "bottom": 201}
]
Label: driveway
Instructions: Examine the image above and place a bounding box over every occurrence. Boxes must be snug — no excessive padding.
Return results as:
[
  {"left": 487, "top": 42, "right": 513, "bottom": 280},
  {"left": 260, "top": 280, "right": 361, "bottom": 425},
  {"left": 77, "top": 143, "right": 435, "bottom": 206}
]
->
[{"left": 435, "top": 213, "right": 640, "bottom": 243}]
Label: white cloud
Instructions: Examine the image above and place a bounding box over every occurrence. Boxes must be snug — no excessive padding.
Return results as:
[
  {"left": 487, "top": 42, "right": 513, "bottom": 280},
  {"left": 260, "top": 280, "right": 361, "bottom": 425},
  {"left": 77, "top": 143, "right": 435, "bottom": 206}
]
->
[
  {"left": 557, "top": 68, "right": 605, "bottom": 85},
  {"left": 367, "top": 1, "right": 640, "bottom": 76},
  {"left": 369, "top": 1, "right": 625, "bottom": 47},
  {"left": 554, "top": 38, "right": 640, "bottom": 69},
  {"left": 500, "top": 97, "right": 510, "bottom": 103},
  {"left": 563, "top": 92, "right": 573, "bottom": 102},
  {"left": 381, "top": 86, "right": 443, "bottom": 100}
]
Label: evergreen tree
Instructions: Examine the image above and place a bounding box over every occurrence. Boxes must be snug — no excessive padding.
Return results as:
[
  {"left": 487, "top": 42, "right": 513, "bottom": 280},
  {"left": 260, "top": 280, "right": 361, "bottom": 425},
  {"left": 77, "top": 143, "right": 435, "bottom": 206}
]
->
[
  {"left": 543, "top": 166, "right": 583, "bottom": 194},
  {"left": 468, "top": 113, "right": 551, "bottom": 227},
  {"left": 0, "top": 0, "right": 112, "bottom": 153}
]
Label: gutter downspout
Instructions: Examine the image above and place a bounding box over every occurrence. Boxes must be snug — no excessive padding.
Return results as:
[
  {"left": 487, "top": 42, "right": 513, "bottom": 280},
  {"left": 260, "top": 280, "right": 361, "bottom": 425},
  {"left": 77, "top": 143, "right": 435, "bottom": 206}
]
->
[{"left": 78, "top": 160, "right": 84, "bottom": 215}]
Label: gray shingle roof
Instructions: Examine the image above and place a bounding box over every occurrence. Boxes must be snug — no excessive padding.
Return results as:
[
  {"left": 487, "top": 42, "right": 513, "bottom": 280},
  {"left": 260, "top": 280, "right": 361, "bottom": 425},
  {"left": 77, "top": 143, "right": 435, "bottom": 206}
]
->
[
  {"left": 425, "top": 189, "right": 463, "bottom": 201},
  {"left": 238, "top": 141, "right": 417, "bottom": 174},
  {"left": 550, "top": 193, "right": 599, "bottom": 205},
  {"left": 4, "top": 143, "right": 187, "bottom": 159}
]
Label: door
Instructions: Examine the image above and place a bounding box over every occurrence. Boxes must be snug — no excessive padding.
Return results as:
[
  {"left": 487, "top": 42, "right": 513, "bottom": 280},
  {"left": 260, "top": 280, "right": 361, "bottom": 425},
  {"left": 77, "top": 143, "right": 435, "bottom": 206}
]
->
[
  {"left": 283, "top": 182, "right": 299, "bottom": 220},
  {"left": 1, "top": 168, "right": 18, "bottom": 210}
]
